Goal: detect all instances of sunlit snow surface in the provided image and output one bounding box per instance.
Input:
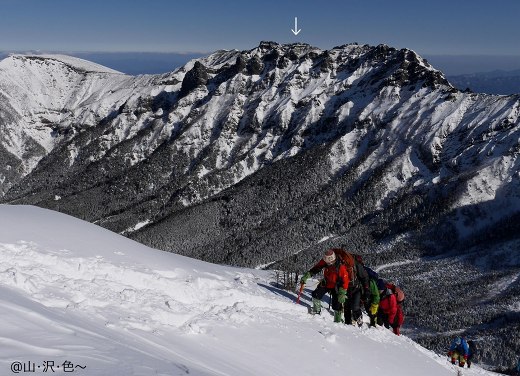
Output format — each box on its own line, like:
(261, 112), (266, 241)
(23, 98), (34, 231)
(0, 205), (497, 375)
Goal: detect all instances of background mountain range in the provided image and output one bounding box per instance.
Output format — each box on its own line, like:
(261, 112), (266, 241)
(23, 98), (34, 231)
(0, 41), (518, 369)
(3, 51), (520, 95)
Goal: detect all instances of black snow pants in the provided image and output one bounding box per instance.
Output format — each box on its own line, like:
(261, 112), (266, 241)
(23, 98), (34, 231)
(312, 284), (343, 311)
(344, 288), (362, 323)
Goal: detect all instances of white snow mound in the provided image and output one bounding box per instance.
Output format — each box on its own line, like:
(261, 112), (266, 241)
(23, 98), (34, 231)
(9, 54), (124, 74)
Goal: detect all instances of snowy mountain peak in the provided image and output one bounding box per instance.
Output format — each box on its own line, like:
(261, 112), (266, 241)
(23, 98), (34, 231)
(4, 53), (124, 74)
(242, 41), (450, 90)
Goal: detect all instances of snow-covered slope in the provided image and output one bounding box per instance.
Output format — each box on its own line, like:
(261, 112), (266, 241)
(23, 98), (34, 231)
(0, 55), (127, 169)
(0, 205), (496, 376)
(0, 53), (184, 193)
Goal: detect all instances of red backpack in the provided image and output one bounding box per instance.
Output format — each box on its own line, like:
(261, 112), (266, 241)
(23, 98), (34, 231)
(387, 282), (405, 304)
(331, 248), (358, 289)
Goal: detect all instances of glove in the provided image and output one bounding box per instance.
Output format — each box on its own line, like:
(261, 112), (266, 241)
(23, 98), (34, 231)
(338, 288), (347, 304)
(300, 272), (311, 285)
(369, 303), (378, 316)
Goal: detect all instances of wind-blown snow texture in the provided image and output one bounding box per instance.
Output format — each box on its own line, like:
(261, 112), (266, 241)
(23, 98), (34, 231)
(0, 205), (498, 376)
(0, 42), (519, 368)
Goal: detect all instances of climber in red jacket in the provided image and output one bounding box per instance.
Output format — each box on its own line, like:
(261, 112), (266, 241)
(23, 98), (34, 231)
(377, 285), (404, 335)
(300, 249), (350, 323)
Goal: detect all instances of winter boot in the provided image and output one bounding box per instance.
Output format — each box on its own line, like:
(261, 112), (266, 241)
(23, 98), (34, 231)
(333, 310), (343, 323)
(356, 316), (364, 327)
(312, 298), (322, 315)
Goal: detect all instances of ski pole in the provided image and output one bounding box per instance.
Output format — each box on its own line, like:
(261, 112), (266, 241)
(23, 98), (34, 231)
(296, 283), (304, 304)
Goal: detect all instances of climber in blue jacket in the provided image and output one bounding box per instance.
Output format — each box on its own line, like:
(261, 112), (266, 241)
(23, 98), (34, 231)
(448, 336), (469, 368)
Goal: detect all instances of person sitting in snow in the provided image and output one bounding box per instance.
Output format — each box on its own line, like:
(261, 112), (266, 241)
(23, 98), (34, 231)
(377, 283), (403, 335)
(448, 336), (470, 368)
(300, 249), (350, 323)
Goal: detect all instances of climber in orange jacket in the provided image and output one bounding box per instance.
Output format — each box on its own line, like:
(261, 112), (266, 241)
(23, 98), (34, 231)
(300, 249), (350, 322)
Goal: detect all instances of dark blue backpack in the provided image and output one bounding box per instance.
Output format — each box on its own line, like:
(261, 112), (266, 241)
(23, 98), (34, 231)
(364, 266), (379, 281)
(376, 278), (386, 291)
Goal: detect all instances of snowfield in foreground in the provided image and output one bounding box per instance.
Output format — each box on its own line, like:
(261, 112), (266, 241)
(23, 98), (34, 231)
(0, 205), (496, 376)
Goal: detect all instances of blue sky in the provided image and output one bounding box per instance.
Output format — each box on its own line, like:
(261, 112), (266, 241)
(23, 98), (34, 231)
(1, 0), (520, 75)
(1, 0), (519, 56)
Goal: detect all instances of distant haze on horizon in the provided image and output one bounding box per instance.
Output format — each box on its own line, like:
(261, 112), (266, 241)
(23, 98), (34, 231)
(424, 54), (520, 76)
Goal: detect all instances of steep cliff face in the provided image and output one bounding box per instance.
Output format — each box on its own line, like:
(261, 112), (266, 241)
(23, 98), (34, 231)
(0, 43), (519, 367)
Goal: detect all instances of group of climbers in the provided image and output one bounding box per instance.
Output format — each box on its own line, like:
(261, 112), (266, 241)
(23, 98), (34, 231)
(298, 248), (520, 371)
(299, 248), (405, 335)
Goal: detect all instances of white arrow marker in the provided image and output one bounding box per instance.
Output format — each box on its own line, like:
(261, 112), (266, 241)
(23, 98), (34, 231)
(291, 17), (301, 35)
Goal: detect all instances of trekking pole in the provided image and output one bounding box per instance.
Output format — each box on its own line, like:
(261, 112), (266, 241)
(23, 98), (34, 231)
(296, 283), (304, 305)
